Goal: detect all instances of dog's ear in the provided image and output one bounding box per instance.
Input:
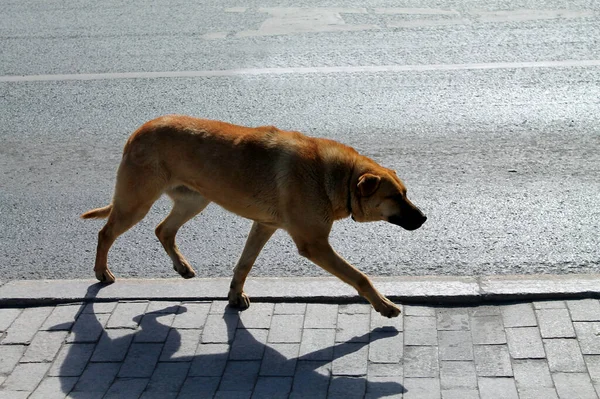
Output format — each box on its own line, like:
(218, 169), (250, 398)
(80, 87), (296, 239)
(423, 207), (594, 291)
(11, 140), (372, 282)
(357, 173), (381, 197)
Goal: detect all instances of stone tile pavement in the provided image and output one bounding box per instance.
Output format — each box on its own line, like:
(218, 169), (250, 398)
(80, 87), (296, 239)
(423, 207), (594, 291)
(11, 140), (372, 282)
(2, 295), (600, 398)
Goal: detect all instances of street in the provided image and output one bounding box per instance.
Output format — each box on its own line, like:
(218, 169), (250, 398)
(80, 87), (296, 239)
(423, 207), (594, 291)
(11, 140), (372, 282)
(1, 1), (599, 281)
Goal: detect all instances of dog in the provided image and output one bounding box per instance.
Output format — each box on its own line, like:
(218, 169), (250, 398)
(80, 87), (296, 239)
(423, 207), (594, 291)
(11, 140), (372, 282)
(81, 115), (427, 317)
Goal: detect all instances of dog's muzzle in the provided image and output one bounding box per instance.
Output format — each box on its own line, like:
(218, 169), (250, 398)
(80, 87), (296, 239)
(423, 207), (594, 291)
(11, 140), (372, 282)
(388, 213), (427, 231)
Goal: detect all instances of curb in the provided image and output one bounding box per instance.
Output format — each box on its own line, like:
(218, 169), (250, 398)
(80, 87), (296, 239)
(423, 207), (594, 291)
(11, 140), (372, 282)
(0, 274), (599, 307)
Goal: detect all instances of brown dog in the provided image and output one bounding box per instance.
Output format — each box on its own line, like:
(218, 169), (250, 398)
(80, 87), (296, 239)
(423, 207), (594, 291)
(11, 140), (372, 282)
(82, 115), (426, 317)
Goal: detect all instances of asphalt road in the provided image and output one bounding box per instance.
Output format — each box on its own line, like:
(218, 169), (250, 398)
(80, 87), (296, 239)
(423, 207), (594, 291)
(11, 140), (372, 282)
(1, 1), (599, 281)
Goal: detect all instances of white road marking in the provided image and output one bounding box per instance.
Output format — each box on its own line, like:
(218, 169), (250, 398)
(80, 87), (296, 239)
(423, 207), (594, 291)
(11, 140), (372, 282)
(2, 60), (600, 83)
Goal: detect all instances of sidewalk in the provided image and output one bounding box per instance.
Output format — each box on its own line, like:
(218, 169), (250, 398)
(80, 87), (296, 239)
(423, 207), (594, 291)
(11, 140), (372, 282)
(0, 276), (599, 398)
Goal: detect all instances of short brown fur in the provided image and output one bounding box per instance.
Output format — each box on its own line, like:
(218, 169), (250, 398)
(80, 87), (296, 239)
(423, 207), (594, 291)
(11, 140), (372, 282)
(82, 115), (426, 317)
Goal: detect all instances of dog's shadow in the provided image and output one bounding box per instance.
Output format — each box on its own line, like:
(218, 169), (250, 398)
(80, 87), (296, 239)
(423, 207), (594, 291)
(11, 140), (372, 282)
(55, 284), (406, 398)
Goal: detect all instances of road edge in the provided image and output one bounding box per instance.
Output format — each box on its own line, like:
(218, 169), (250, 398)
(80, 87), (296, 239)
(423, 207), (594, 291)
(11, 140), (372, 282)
(0, 274), (599, 307)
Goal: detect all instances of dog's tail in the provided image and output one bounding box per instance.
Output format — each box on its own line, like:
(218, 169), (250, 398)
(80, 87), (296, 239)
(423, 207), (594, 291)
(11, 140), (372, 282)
(80, 205), (112, 219)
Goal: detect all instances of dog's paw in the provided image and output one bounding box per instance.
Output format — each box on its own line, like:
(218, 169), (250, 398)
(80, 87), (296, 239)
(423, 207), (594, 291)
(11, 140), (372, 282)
(376, 299), (401, 318)
(173, 262), (196, 279)
(95, 269), (116, 284)
(228, 291), (251, 310)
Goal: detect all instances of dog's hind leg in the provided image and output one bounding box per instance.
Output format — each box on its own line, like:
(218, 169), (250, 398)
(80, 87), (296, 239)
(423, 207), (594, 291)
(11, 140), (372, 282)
(155, 186), (210, 279)
(94, 165), (165, 283)
(228, 221), (277, 309)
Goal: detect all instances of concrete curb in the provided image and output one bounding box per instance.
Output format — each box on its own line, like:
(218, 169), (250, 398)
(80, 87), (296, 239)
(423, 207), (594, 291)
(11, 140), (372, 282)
(0, 274), (599, 307)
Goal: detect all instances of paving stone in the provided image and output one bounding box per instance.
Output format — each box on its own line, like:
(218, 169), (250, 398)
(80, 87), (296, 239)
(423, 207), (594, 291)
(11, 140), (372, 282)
(139, 392), (178, 399)
(506, 327), (545, 359)
(339, 304), (370, 314)
(471, 315), (506, 344)
(501, 303), (537, 327)
(83, 302), (117, 313)
(365, 375), (404, 398)
(189, 343), (229, 377)
(67, 392), (105, 399)
(239, 302), (274, 329)
(478, 377), (519, 399)
(172, 302), (211, 329)
(146, 301), (181, 313)
(103, 377), (149, 399)
(1, 307), (52, 344)
(544, 338), (587, 372)
(585, 355), (600, 383)
(118, 343), (163, 377)
(471, 306), (500, 316)
(537, 308), (576, 338)
(533, 301), (566, 309)
(21, 330), (68, 363)
(1, 362), (50, 391)
(0, 392), (28, 399)
(260, 343), (299, 377)
(161, 328), (201, 361)
(0, 308), (21, 332)
(404, 305), (435, 316)
(437, 308), (470, 331)
(91, 329), (134, 362)
(202, 313), (239, 343)
(219, 360), (261, 391)
(518, 388), (559, 399)
(332, 342), (368, 376)
(553, 373), (598, 399)
(304, 304), (338, 329)
(268, 314), (303, 343)
(299, 329), (335, 360)
(179, 376), (220, 397)
(253, 376), (293, 398)
(439, 330), (473, 361)
(274, 303), (306, 314)
(403, 377), (441, 399)
(146, 362), (190, 392)
(106, 301), (148, 329)
(328, 376), (366, 399)
(574, 322), (600, 354)
(404, 345), (439, 378)
(567, 299), (600, 321)
(40, 304), (83, 331)
(370, 307), (403, 331)
(134, 313), (175, 342)
(404, 316), (437, 346)
(73, 362), (120, 392)
(367, 362), (403, 378)
(336, 312), (370, 342)
(512, 359), (554, 390)
(215, 392), (252, 399)
(230, 329), (268, 360)
(292, 360), (331, 395)
(474, 345), (513, 377)
(440, 361), (477, 389)
(29, 376), (77, 399)
(66, 313), (110, 343)
(369, 330), (403, 363)
(209, 300), (239, 314)
(0, 345), (25, 374)
(441, 389), (480, 399)
(48, 343), (95, 376)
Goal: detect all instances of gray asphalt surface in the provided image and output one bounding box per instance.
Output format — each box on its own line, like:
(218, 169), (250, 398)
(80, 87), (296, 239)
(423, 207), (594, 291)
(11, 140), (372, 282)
(1, 1), (599, 281)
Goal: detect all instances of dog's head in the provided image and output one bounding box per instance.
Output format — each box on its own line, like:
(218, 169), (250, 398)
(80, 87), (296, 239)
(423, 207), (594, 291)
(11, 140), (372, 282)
(351, 169), (426, 231)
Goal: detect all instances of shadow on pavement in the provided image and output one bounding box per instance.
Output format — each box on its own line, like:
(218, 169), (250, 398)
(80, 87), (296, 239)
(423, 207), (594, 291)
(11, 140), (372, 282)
(53, 283), (406, 398)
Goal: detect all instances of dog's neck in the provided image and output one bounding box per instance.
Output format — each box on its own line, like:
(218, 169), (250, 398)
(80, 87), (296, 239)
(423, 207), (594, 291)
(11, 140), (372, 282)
(347, 168), (354, 219)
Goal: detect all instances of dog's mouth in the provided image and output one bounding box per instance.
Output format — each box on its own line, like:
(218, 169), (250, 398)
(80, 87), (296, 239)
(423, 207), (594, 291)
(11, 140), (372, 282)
(388, 214), (427, 231)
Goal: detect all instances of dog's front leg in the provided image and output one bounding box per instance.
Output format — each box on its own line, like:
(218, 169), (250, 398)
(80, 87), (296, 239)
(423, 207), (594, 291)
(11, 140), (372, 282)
(228, 222), (277, 309)
(294, 239), (401, 318)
